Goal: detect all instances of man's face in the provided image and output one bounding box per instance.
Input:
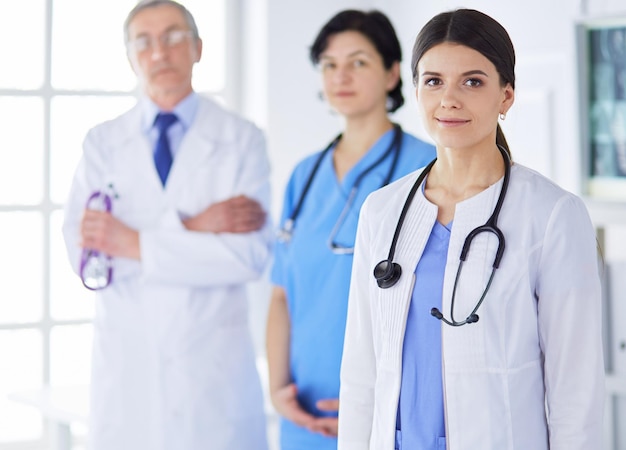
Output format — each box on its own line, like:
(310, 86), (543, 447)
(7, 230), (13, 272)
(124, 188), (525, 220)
(126, 4), (202, 102)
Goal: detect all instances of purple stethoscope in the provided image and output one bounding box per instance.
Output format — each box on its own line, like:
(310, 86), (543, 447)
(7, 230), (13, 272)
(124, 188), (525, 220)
(79, 185), (117, 290)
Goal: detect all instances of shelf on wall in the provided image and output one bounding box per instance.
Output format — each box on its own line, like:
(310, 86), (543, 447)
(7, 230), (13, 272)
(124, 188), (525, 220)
(584, 197), (626, 227)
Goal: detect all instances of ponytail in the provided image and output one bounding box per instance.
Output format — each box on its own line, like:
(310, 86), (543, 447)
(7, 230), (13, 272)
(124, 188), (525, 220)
(496, 123), (512, 161)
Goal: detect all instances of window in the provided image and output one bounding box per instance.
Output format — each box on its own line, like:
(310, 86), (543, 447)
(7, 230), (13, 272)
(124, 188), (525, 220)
(0, 0), (230, 447)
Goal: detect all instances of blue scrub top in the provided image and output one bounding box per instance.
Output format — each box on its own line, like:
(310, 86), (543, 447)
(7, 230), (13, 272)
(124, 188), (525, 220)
(396, 220), (449, 450)
(271, 129), (435, 450)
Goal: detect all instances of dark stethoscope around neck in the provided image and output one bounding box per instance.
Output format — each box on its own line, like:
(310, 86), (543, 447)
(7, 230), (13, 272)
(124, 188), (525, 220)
(373, 145), (511, 327)
(277, 123), (404, 254)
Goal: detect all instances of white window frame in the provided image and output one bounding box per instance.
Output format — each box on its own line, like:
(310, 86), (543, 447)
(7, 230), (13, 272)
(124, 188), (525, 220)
(0, 0), (240, 448)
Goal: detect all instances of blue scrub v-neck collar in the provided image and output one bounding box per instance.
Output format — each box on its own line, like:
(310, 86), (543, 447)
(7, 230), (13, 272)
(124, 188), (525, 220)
(330, 127), (397, 190)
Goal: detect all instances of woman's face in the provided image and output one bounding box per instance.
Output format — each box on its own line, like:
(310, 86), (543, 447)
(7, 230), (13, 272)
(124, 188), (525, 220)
(415, 42), (514, 151)
(318, 31), (399, 120)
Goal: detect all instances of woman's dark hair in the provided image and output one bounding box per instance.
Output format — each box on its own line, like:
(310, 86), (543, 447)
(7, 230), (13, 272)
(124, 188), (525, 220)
(411, 9), (515, 155)
(310, 10), (404, 113)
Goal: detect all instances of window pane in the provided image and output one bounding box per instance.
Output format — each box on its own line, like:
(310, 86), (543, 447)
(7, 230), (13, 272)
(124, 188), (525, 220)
(50, 0), (226, 93)
(0, 213), (43, 324)
(50, 325), (93, 387)
(0, 97), (44, 205)
(0, 330), (43, 442)
(51, 0), (136, 91)
(185, 0), (226, 93)
(50, 95), (136, 204)
(0, 1), (45, 89)
(50, 210), (95, 320)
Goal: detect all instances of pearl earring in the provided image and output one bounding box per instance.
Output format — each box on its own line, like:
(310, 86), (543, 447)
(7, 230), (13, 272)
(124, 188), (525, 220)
(499, 112), (506, 121)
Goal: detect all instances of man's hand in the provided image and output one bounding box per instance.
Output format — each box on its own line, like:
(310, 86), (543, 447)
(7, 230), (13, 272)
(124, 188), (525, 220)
(182, 195), (266, 233)
(80, 210), (140, 260)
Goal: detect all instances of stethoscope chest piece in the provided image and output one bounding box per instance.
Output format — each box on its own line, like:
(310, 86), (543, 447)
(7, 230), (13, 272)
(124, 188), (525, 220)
(372, 158), (436, 290)
(373, 259), (402, 288)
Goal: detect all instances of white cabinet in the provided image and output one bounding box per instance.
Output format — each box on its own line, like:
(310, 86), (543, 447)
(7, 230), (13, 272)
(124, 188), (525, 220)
(586, 199), (626, 450)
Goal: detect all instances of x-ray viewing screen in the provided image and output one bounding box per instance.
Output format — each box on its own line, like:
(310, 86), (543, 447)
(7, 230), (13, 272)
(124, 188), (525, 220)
(587, 25), (626, 179)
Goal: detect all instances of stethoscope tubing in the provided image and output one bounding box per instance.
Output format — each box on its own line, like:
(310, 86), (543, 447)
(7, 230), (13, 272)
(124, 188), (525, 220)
(374, 146), (511, 326)
(80, 187), (116, 291)
(279, 123), (404, 242)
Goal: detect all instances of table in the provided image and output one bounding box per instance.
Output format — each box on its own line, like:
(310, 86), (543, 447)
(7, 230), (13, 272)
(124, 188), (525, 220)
(8, 385), (89, 450)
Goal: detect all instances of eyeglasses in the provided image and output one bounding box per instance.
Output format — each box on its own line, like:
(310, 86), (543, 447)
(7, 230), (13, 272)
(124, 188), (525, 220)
(127, 29), (194, 54)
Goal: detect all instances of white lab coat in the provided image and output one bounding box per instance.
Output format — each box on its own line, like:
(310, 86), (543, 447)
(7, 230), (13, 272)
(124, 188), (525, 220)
(338, 164), (604, 450)
(63, 96), (272, 450)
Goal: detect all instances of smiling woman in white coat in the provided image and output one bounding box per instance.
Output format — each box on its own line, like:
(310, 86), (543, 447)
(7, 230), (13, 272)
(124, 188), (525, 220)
(338, 8), (605, 450)
(62, 1), (272, 449)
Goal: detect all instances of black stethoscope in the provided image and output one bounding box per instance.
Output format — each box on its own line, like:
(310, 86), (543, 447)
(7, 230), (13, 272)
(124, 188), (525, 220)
(373, 145), (511, 326)
(277, 123), (404, 254)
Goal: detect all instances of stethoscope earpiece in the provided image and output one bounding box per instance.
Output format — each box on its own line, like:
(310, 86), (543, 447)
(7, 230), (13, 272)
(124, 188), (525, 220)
(373, 259), (402, 289)
(431, 307), (480, 326)
(430, 308), (443, 320)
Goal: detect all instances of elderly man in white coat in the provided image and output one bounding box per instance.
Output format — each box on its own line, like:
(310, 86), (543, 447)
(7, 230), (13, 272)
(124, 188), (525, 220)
(62, 1), (272, 449)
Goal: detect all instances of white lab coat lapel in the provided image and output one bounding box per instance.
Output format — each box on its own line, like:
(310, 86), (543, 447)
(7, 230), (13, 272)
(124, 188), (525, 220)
(97, 106), (168, 228)
(164, 100), (219, 202)
(374, 174), (438, 368)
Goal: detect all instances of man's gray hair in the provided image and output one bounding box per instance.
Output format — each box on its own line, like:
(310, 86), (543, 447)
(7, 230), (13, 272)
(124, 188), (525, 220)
(123, 0), (200, 43)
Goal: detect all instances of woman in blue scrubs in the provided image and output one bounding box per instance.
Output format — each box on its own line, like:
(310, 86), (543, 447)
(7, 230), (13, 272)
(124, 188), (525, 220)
(266, 9), (436, 450)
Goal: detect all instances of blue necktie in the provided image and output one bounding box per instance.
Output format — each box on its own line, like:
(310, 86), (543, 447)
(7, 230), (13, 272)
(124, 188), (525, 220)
(153, 112), (178, 186)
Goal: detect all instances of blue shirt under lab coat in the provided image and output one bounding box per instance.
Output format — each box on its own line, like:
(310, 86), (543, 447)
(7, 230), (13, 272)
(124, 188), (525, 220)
(396, 220), (449, 450)
(140, 92), (199, 156)
(271, 128), (435, 450)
